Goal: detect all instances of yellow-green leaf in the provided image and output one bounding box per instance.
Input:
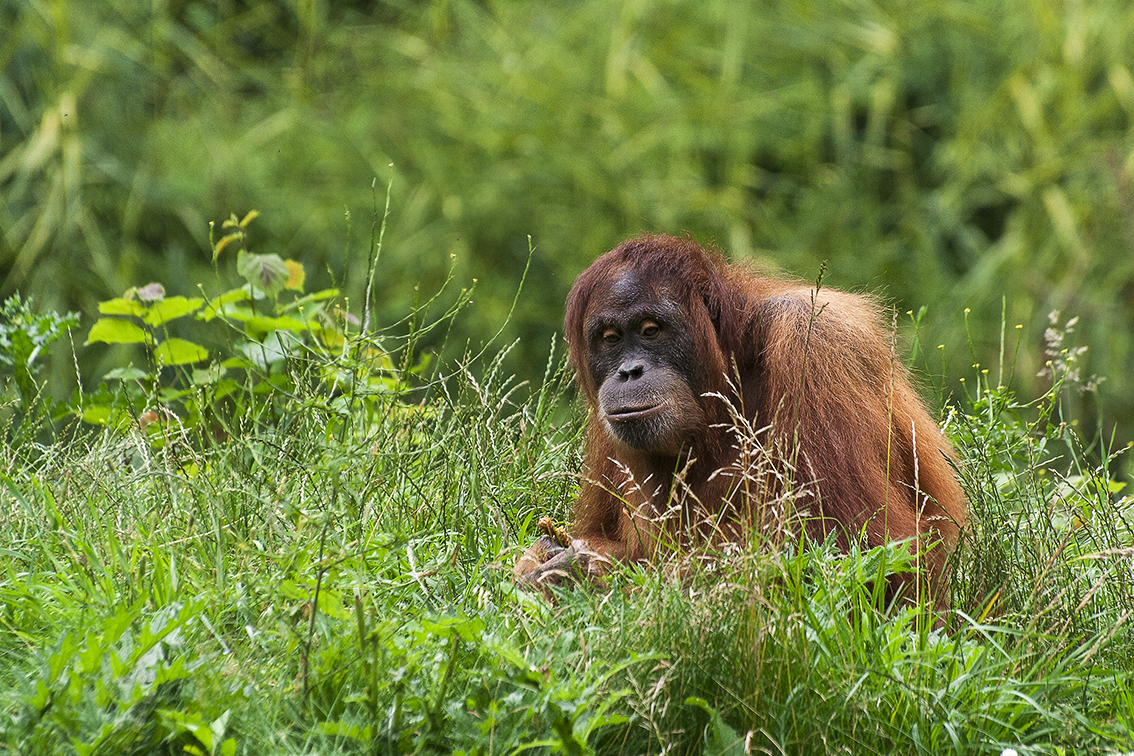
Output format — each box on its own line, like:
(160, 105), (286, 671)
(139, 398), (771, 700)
(244, 315), (310, 334)
(104, 366), (148, 381)
(153, 338), (208, 366)
(98, 298), (145, 317)
(81, 406), (132, 429)
(191, 365), (227, 385)
(86, 318), (148, 345)
(81, 405), (111, 424)
(199, 288), (251, 321)
(142, 296), (204, 326)
(284, 259), (305, 292)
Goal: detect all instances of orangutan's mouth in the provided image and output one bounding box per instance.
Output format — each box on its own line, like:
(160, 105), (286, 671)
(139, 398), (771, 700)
(606, 403), (666, 422)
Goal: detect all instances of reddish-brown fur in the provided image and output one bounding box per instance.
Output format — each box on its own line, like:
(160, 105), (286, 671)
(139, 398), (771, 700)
(516, 234), (966, 604)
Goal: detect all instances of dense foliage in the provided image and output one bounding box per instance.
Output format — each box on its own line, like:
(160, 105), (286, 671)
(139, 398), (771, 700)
(5, 2), (1134, 752)
(1, 209), (1133, 753)
(3, 0), (1134, 467)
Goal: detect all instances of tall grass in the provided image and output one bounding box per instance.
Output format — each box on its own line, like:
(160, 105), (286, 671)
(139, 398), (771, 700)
(2, 229), (1134, 754)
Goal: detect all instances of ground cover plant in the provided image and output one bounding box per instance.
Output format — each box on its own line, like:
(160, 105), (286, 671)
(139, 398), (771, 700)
(3, 209), (1134, 755)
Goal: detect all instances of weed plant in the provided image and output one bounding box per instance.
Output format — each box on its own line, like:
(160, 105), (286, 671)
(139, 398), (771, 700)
(2, 222), (1134, 754)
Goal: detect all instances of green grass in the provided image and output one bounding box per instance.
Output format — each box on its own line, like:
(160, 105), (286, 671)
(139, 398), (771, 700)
(2, 276), (1134, 755)
(6, 1), (1134, 746)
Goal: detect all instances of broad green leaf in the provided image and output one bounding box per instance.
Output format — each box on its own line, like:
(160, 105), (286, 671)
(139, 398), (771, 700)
(157, 386), (193, 402)
(104, 366), (149, 381)
(205, 304), (255, 323)
(204, 305), (313, 335)
(81, 406), (132, 429)
(421, 614), (486, 642)
(244, 315), (312, 335)
(238, 333), (287, 369)
(314, 588), (351, 620)
(86, 318), (148, 345)
(211, 379), (240, 400)
(319, 329), (345, 349)
(153, 338), (208, 366)
(81, 405), (110, 425)
(686, 697), (745, 756)
(315, 722), (371, 741)
(214, 287), (251, 307)
(199, 290), (252, 322)
(156, 709), (213, 751)
(290, 288), (341, 307)
(237, 249), (289, 296)
(78, 630), (102, 674)
(191, 365), (227, 385)
(143, 296), (204, 326)
(98, 298), (145, 317)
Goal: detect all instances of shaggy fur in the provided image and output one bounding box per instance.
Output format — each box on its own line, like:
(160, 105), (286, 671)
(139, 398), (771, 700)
(516, 234), (966, 604)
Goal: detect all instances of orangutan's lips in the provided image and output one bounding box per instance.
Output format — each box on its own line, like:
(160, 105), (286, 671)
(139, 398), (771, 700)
(606, 403), (666, 422)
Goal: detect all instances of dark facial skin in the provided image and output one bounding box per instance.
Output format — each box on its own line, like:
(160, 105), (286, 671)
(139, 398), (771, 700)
(585, 272), (708, 456)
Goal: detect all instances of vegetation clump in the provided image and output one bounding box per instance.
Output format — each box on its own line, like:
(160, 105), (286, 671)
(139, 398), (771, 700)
(1, 207), (1133, 755)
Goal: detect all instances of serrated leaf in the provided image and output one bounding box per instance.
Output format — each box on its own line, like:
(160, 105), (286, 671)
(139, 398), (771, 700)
(237, 250), (289, 296)
(142, 296), (204, 326)
(285, 259), (305, 292)
(153, 338), (208, 366)
(86, 318), (148, 345)
(98, 298), (145, 317)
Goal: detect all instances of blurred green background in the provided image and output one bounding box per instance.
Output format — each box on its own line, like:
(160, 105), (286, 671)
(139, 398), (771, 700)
(3, 0), (1133, 468)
